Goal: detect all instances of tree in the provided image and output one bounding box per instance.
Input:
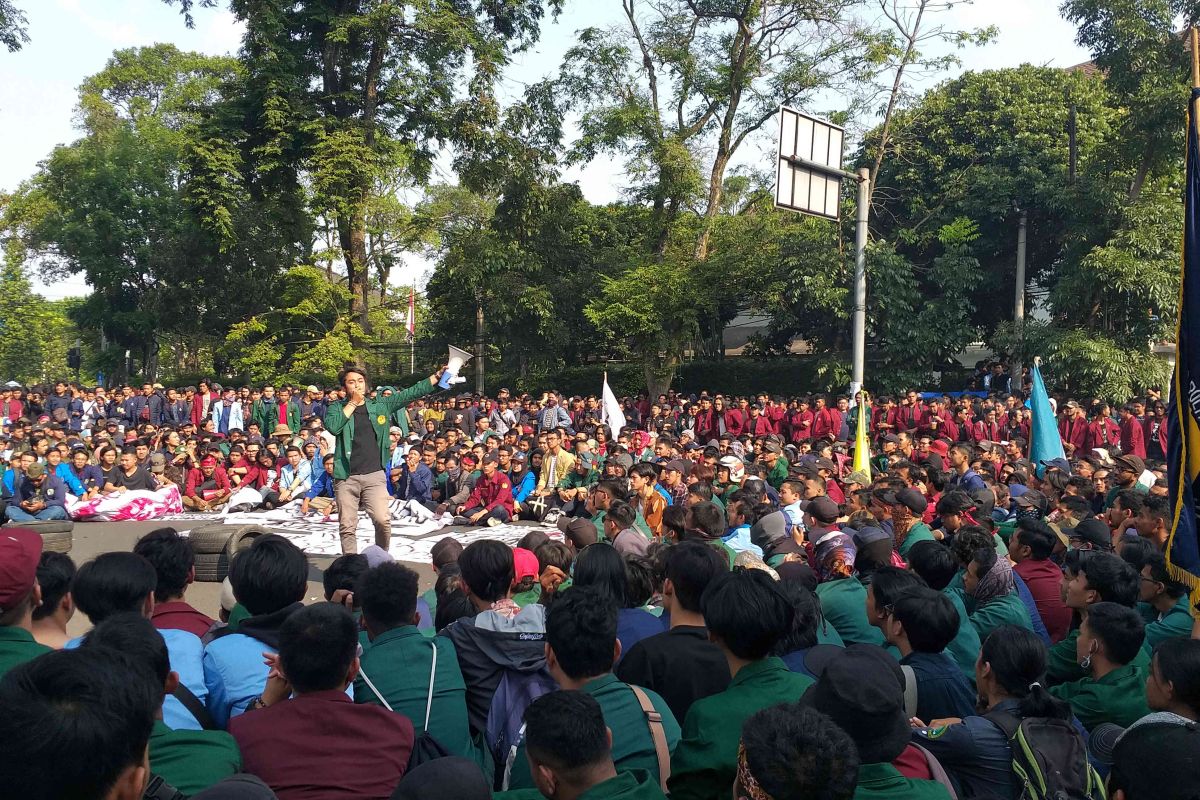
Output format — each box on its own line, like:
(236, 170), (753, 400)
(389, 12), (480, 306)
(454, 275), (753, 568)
(163, 0), (563, 337)
(0, 1), (28, 52)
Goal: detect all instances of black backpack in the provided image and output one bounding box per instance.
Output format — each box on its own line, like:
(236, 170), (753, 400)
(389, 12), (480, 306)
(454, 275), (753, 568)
(984, 709), (1105, 800)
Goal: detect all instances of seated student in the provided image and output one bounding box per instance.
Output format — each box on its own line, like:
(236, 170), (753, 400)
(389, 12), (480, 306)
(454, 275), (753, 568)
(0, 647), (162, 800)
(229, 603), (415, 800)
(1048, 551), (1145, 684)
(441, 540), (550, 744)
(134, 528), (215, 639)
(616, 542), (732, 724)
(299, 453), (337, 517)
(354, 561), (474, 760)
(668, 569), (814, 800)
(737, 703), (861, 800)
(606, 500), (650, 557)
(507, 586), (680, 791)
(1008, 518), (1072, 643)
(1108, 720), (1200, 800)
(914, 625), (1075, 800)
(906, 541), (982, 681)
(1133, 551), (1194, 652)
(809, 503), (885, 647)
(572, 543), (662, 657)
(453, 451), (515, 527)
(0, 527), (52, 678)
(71, 551), (208, 732)
(521, 690), (668, 800)
(963, 545), (1033, 640)
(877, 581), (977, 722)
(774, 579), (844, 677)
(31, 550), (75, 650)
(802, 646), (952, 800)
(82, 614), (241, 796)
(1050, 601), (1151, 730)
(203, 535), (308, 728)
(1144, 638), (1200, 725)
(424, 536), (465, 616)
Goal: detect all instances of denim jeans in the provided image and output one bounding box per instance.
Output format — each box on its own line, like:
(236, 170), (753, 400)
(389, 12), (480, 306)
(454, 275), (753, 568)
(6, 504), (69, 522)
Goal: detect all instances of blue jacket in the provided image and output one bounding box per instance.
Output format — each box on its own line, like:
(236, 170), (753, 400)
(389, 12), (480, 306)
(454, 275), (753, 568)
(10, 473), (68, 511)
(203, 603), (302, 729)
(393, 462), (433, 503)
(305, 469), (335, 500)
(53, 463), (85, 497)
(511, 469), (537, 504)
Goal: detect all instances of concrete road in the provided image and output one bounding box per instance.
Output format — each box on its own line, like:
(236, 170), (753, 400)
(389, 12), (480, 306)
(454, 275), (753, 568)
(61, 521), (438, 638)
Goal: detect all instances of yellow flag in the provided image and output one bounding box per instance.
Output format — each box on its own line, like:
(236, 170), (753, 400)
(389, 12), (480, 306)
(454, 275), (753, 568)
(852, 392), (872, 479)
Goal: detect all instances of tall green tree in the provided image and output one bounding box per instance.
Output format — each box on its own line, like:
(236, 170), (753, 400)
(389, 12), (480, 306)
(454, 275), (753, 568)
(0, 0), (28, 51)
(164, 0), (562, 337)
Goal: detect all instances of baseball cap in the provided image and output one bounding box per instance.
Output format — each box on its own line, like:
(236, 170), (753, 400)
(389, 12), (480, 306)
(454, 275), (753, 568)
(665, 458), (691, 476)
(482, 451), (499, 466)
(1064, 518), (1113, 550)
(806, 496), (840, 525)
(149, 452), (167, 473)
(763, 440), (783, 455)
(881, 434), (900, 444)
(894, 487), (927, 515)
(24, 462), (45, 479)
(513, 548), (539, 582)
(1014, 489), (1048, 514)
(1040, 457), (1071, 474)
(0, 527), (42, 612)
(608, 453), (634, 472)
(812, 457), (836, 473)
(851, 526), (890, 547)
(1114, 454), (1145, 474)
(844, 470), (870, 487)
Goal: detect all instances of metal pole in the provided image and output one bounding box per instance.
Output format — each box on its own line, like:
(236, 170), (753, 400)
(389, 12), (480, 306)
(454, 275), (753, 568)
(851, 167), (869, 396)
(475, 303), (485, 395)
(1012, 210), (1027, 384)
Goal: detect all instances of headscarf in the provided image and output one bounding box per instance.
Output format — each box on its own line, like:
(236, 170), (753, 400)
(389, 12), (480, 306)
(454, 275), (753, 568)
(891, 505), (915, 552)
(972, 555), (1016, 607)
(808, 530), (857, 582)
(736, 743), (774, 800)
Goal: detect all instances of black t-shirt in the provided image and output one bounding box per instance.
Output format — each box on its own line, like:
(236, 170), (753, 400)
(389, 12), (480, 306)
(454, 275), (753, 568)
(116, 467), (158, 492)
(614, 625), (732, 723)
(348, 403), (382, 476)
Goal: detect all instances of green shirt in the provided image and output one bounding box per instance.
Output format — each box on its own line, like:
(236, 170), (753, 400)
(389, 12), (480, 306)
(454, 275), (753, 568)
(853, 762), (953, 800)
(1048, 628), (1152, 685)
(508, 674), (680, 790)
(353, 626), (475, 761)
(1048, 663), (1152, 730)
(325, 378), (437, 480)
(897, 523), (937, 558)
(942, 588), (982, 682)
(767, 458), (788, 490)
(0, 626), (50, 680)
(148, 720), (241, 795)
(968, 591), (1033, 641)
(1139, 597), (1194, 653)
(668, 658), (814, 800)
(816, 578), (886, 646)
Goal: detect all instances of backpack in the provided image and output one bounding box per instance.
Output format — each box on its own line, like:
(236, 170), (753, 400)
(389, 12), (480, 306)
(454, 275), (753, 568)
(983, 709), (1105, 800)
(488, 666), (557, 790)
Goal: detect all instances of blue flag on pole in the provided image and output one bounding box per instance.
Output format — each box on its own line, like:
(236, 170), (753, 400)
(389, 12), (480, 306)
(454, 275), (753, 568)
(1027, 360), (1065, 477)
(1166, 86), (1200, 592)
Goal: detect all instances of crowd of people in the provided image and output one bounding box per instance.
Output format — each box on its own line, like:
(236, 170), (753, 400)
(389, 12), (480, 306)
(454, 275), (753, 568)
(1, 362), (1199, 799)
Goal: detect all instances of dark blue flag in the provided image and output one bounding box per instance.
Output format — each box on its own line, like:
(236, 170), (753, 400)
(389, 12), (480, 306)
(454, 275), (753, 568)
(1167, 87), (1200, 591)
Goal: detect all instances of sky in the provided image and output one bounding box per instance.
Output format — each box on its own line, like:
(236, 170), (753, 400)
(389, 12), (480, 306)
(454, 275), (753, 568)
(0, 0), (1092, 299)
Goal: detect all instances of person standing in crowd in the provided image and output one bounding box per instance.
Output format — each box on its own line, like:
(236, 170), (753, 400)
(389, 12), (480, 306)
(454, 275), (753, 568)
(324, 365), (445, 554)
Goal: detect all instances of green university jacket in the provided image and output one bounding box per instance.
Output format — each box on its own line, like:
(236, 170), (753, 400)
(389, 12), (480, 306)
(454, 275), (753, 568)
(668, 657), (813, 800)
(1048, 663), (1152, 730)
(324, 378), (437, 480)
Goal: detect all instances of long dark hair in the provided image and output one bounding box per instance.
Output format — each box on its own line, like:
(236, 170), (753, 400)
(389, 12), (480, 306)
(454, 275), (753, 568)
(980, 625), (1071, 720)
(572, 544), (630, 608)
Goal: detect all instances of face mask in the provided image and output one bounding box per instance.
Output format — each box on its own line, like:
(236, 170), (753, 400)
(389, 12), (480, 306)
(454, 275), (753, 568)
(1015, 507), (1042, 522)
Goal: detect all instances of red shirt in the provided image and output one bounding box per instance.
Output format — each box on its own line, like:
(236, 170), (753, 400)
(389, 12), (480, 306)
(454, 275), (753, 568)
(1013, 558), (1072, 644)
(151, 600), (214, 639)
(229, 690), (414, 800)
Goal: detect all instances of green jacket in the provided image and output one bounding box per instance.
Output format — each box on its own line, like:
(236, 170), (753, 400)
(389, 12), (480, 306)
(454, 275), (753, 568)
(816, 578), (886, 647)
(1048, 663), (1152, 730)
(668, 657), (813, 800)
(325, 378), (437, 480)
(0, 626), (50, 680)
(149, 720), (241, 795)
(580, 770), (667, 800)
(353, 626), (474, 761)
(767, 458), (789, 490)
(942, 588), (982, 682)
(251, 398), (300, 436)
(897, 523), (937, 558)
(1048, 628), (1152, 685)
(853, 762), (953, 800)
(507, 674), (680, 790)
(968, 591), (1033, 641)
(1139, 597), (1194, 653)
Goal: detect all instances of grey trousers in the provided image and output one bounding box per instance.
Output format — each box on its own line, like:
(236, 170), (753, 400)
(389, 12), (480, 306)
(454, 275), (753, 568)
(334, 470), (391, 553)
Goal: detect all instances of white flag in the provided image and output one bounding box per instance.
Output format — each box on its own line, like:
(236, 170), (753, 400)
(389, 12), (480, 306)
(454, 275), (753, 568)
(601, 374), (626, 439)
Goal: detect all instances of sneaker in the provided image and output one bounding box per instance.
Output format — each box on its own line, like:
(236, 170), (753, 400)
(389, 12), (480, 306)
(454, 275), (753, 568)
(452, 515), (470, 526)
(543, 508), (562, 525)
(486, 516), (502, 527)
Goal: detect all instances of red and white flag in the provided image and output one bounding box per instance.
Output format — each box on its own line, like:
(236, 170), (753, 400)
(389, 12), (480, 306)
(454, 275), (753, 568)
(406, 287), (416, 341)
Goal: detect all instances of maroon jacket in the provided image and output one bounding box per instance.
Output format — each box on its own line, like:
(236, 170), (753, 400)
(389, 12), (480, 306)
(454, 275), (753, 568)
(1013, 558), (1072, 644)
(724, 408), (745, 436)
(229, 690), (414, 800)
(151, 600), (214, 639)
(1085, 418), (1121, 452)
(1120, 417), (1147, 459)
(1058, 416), (1088, 455)
(190, 391), (219, 426)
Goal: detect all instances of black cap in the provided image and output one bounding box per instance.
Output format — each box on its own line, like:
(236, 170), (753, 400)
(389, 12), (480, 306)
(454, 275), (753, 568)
(1064, 518), (1113, 550)
(895, 487), (927, 515)
(806, 496), (840, 525)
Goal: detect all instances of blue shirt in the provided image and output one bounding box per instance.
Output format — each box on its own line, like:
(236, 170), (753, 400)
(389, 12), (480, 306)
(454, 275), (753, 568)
(1012, 572), (1051, 646)
(912, 699), (1018, 800)
(53, 463), (85, 496)
(305, 469), (335, 499)
(722, 524), (763, 557)
(901, 650), (977, 723)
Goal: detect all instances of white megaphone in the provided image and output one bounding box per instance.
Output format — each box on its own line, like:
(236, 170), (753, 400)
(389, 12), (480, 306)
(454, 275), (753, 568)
(439, 344), (473, 389)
